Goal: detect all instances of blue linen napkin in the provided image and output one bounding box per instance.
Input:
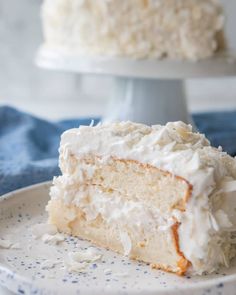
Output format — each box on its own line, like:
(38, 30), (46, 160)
(0, 105), (236, 196)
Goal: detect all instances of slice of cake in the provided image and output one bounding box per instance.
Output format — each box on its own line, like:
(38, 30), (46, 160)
(47, 121), (236, 275)
(41, 0), (225, 60)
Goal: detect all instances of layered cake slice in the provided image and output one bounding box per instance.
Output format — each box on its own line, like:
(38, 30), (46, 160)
(47, 121), (236, 275)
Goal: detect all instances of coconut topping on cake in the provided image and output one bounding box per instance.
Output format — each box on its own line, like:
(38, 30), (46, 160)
(41, 0), (225, 60)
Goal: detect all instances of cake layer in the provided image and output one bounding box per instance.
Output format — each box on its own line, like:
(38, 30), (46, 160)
(59, 155), (191, 213)
(47, 195), (189, 275)
(50, 177), (178, 233)
(41, 0), (225, 60)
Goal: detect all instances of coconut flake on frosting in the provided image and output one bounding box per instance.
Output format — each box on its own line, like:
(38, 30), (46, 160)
(41, 0), (224, 60)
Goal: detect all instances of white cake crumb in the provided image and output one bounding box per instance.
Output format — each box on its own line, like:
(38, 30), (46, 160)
(41, 233), (65, 245)
(0, 239), (13, 249)
(41, 260), (62, 270)
(65, 256), (88, 273)
(65, 248), (103, 273)
(31, 223), (58, 239)
(0, 239), (21, 250)
(11, 242), (21, 249)
(30, 223), (65, 245)
(69, 248), (102, 263)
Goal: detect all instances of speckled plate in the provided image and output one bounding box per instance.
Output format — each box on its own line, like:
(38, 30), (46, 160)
(0, 182), (236, 295)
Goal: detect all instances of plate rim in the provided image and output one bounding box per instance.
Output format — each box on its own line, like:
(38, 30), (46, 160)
(0, 181), (52, 202)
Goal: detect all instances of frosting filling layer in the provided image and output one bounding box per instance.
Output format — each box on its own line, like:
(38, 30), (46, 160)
(50, 178), (176, 254)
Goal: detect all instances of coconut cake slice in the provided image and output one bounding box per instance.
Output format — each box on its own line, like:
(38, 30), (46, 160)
(47, 121), (236, 275)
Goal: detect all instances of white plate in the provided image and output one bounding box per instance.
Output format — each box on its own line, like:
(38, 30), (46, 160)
(1, 182), (236, 295)
(36, 47), (236, 79)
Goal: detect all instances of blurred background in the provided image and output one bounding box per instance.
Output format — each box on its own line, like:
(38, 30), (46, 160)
(0, 0), (236, 120)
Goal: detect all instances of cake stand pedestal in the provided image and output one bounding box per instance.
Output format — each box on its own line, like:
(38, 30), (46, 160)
(104, 79), (188, 125)
(36, 48), (236, 125)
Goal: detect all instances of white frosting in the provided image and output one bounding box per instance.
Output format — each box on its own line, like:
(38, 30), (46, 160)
(54, 121), (236, 274)
(51, 178), (175, 255)
(41, 0), (224, 60)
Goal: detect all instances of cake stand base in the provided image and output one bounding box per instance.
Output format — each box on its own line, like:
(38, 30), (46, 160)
(103, 78), (190, 126)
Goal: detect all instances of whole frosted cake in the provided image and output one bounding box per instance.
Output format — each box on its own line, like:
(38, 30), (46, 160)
(41, 0), (225, 60)
(47, 121), (236, 275)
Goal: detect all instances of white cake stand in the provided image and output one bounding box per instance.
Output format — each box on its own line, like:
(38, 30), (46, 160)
(36, 47), (236, 125)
